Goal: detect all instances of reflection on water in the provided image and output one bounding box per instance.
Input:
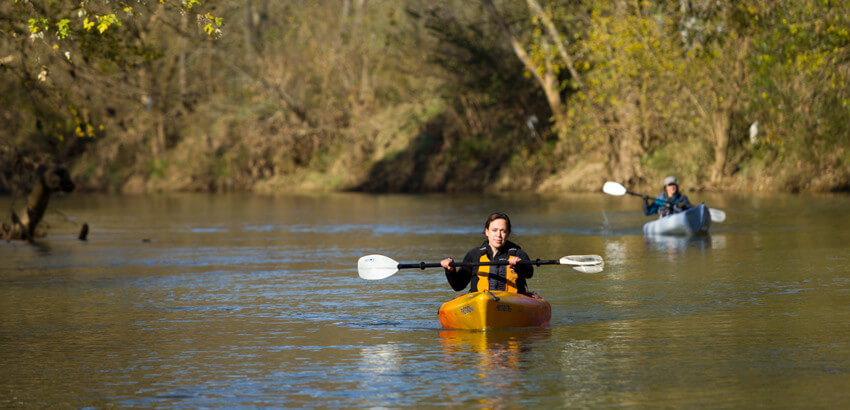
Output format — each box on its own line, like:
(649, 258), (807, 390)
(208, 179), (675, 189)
(439, 328), (551, 407)
(710, 234), (727, 249)
(644, 234), (714, 252)
(2, 192), (850, 407)
(439, 328), (551, 357)
(359, 343), (404, 402)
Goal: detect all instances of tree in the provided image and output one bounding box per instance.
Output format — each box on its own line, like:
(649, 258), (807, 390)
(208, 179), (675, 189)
(0, 0), (222, 163)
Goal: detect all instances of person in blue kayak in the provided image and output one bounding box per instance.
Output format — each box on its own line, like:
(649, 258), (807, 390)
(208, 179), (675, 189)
(440, 212), (534, 294)
(644, 176), (692, 217)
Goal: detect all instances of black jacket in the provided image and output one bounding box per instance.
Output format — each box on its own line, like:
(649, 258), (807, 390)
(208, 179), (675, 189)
(444, 240), (534, 293)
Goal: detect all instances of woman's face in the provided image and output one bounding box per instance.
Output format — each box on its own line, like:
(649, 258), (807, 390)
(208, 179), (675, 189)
(485, 218), (510, 250)
(665, 184), (678, 196)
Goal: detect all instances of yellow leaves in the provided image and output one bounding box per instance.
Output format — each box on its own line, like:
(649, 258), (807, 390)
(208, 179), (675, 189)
(828, 25), (850, 40)
(22, 1), (217, 41)
(70, 105), (98, 139)
(28, 18), (48, 34)
(56, 19), (70, 39)
(82, 14), (123, 34)
(74, 124), (96, 138)
(201, 13), (224, 38)
(96, 14), (122, 34)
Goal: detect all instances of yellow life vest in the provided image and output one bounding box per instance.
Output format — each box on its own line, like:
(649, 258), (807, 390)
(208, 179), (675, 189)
(476, 253), (519, 293)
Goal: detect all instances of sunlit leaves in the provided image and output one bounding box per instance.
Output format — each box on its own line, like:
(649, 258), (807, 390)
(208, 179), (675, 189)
(15, 0), (222, 39)
(201, 12), (223, 38)
(63, 107), (100, 141)
(55, 19), (71, 39)
(85, 14), (122, 34)
(28, 17), (48, 34)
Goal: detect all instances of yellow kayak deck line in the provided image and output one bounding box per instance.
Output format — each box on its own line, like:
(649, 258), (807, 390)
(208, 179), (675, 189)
(438, 290), (551, 330)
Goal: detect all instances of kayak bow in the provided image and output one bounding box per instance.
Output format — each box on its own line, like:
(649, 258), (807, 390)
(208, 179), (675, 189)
(438, 291), (551, 330)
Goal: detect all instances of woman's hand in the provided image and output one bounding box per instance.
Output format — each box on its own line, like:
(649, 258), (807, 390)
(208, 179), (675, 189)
(441, 258), (455, 271)
(508, 256), (520, 266)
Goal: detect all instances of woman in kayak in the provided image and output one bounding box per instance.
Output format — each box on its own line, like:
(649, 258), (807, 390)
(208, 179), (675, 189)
(440, 212), (534, 294)
(644, 176), (692, 217)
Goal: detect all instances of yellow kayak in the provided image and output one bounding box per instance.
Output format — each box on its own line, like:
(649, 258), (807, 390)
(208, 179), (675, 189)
(438, 291), (551, 330)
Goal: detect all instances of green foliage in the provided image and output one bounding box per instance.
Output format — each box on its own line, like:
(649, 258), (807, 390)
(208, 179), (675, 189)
(643, 138), (712, 183)
(740, 0), (850, 188)
(1, 0), (848, 193)
(55, 18), (71, 39)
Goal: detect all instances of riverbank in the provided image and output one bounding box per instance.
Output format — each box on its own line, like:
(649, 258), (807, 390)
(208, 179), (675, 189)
(84, 156), (850, 195)
(3, 139), (848, 197)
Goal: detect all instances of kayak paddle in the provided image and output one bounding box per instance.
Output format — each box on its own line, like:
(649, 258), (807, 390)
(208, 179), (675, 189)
(706, 207), (725, 223)
(358, 254), (605, 280)
(602, 181), (650, 200)
(603, 181), (726, 223)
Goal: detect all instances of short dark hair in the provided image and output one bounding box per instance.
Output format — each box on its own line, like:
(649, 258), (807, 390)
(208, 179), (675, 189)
(484, 212), (511, 234)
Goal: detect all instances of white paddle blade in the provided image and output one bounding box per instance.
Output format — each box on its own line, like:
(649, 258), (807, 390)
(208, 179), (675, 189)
(559, 255), (604, 266)
(560, 255), (604, 273)
(709, 208), (726, 223)
(358, 254), (400, 280)
(603, 181), (627, 196)
(572, 264), (604, 273)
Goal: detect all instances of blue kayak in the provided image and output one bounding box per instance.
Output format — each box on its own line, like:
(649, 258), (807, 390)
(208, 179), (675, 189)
(643, 203), (711, 236)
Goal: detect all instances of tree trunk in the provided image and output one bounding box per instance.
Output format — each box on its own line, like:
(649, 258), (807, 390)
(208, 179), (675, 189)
(178, 12), (187, 109)
(342, 0), (351, 20)
(2, 166), (75, 241)
(245, 0), (256, 56)
(710, 110), (731, 183)
(152, 116), (166, 158)
(481, 0), (563, 122)
(523, 0), (583, 88)
(607, 1), (643, 185)
(612, 88), (643, 184)
(710, 38), (749, 184)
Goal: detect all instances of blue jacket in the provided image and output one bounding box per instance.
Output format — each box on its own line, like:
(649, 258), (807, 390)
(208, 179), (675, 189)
(643, 192), (692, 217)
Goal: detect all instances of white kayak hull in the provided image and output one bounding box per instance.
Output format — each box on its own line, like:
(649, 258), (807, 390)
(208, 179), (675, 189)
(643, 203), (711, 236)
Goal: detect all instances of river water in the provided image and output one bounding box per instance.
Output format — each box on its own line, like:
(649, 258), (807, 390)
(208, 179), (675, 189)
(1, 192), (849, 407)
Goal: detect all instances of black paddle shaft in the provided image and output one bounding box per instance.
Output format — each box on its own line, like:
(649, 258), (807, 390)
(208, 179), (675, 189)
(625, 190), (652, 201)
(397, 259), (559, 270)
